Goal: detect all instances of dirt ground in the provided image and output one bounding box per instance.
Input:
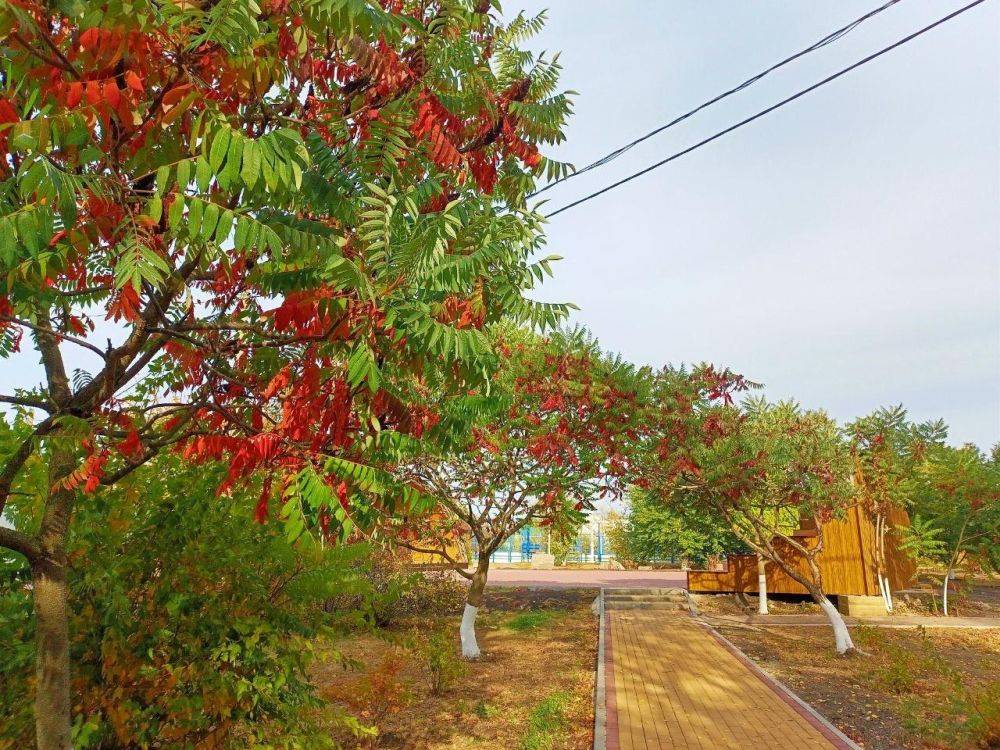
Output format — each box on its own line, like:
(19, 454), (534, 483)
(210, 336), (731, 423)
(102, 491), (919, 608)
(311, 588), (598, 750)
(693, 583), (1000, 620)
(692, 592), (821, 617)
(716, 623), (1000, 750)
(893, 583), (1000, 618)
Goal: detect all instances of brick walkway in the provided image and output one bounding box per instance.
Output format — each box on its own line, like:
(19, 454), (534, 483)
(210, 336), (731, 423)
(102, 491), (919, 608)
(606, 610), (851, 750)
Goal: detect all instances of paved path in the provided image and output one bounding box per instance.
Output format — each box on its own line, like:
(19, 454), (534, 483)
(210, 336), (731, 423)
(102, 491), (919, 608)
(485, 569), (687, 589)
(605, 610), (854, 750)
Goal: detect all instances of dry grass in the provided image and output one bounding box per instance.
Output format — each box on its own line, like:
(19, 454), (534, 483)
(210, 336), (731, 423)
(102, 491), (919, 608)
(717, 623), (1000, 749)
(311, 588), (598, 750)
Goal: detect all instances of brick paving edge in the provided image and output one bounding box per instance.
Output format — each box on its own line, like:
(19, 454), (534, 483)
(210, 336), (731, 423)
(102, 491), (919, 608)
(593, 589), (607, 750)
(603, 592), (620, 750)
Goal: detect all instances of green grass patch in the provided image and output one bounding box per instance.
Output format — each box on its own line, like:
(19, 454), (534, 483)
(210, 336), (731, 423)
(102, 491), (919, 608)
(520, 691), (570, 750)
(505, 610), (559, 631)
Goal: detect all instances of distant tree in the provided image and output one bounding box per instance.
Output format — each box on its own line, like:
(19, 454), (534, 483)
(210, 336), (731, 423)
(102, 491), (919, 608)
(617, 487), (743, 568)
(846, 406), (947, 611)
(643, 387), (861, 654)
(902, 444), (1000, 616)
(397, 327), (645, 657)
(549, 527), (578, 566)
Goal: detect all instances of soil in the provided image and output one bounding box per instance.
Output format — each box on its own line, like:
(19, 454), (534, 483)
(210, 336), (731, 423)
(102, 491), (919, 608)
(311, 588), (598, 749)
(893, 582), (1000, 618)
(692, 592), (821, 617)
(693, 583), (1000, 620)
(715, 623), (1000, 749)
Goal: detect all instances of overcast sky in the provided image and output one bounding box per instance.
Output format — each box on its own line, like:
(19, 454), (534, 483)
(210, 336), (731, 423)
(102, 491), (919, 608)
(510, 0), (999, 449)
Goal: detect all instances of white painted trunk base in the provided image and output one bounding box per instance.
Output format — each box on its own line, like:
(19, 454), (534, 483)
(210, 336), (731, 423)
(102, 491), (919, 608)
(758, 571), (768, 615)
(818, 596), (856, 654)
(460, 603), (480, 658)
(879, 575), (894, 613)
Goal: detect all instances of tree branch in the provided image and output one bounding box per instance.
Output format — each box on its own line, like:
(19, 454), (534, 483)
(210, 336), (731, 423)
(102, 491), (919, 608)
(0, 524), (40, 563)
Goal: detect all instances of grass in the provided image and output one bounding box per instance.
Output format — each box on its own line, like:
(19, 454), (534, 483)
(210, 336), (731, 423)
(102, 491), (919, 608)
(520, 691), (571, 750)
(505, 610), (559, 631)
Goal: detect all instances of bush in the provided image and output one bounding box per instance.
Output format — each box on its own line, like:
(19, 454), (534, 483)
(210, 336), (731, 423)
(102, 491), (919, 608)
(406, 628), (466, 696)
(550, 531), (575, 566)
(327, 551), (466, 628)
(323, 649), (411, 749)
(0, 456), (370, 749)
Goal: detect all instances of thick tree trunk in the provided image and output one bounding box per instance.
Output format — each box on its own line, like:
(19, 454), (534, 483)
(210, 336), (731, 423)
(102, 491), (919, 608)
(461, 554), (489, 658)
(32, 447), (77, 750)
(31, 558), (72, 750)
(29, 302), (77, 749)
(802, 584), (856, 655)
(757, 557), (768, 616)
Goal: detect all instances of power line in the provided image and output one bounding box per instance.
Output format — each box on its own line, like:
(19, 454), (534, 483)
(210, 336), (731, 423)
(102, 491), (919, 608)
(529, 0), (905, 198)
(543, 0), (988, 220)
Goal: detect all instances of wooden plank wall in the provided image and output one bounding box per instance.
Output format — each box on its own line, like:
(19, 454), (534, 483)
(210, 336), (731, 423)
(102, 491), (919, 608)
(688, 504), (916, 597)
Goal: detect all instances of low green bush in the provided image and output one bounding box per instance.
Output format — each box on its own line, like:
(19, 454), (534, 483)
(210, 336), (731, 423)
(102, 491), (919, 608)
(408, 628), (466, 695)
(0, 456), (371, 749)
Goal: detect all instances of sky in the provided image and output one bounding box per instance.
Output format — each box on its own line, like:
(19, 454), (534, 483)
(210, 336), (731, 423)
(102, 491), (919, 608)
(506, 0), (1000, 449)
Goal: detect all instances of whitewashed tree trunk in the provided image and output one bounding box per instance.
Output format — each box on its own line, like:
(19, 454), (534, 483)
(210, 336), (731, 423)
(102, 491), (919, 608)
(460, 603), (480, 658)
(816, 594), (856, 655)
(461, 553), (490, 659)
(942, 568), (952, 617)
(879, 574), (893, 613)
(756, 557), (768, 615)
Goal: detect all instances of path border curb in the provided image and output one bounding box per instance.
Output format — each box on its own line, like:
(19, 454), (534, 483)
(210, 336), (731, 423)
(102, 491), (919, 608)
(695, 618), (862, 750)
(593, 588), (606, 750)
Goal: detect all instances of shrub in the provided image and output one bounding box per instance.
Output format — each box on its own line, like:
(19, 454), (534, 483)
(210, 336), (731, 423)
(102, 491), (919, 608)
(0, 456), (368, 748)
(399, 570), (468, 619)
(550, 531), (576, 566)
(327, 552), (466, 629)
(408, 628), (466, 696)
(324, 649), (411, 749)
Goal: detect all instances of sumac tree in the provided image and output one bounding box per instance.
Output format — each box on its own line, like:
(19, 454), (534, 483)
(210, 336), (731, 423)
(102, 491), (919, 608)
(0, 3), (572, 746)
(845, 406), (947, 612)
(396, 327), (645, 657)
(641, 378), (862, 655)
(902, 443), (1000, 616)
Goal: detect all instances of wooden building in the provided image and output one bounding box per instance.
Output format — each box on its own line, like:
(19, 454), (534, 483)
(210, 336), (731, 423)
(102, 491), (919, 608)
(687, 504), (917, 608)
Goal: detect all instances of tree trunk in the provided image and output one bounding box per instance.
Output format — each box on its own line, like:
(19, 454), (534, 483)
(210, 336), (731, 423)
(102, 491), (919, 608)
(942, 567), (952, 617)
(31, 557), (72, 750)
(757, 557), (768, 616)
(802, 553), (856, 655)
(32, 447), (77, 750)
(764, 545), (857, 656)
(806, 585), (856, 655)
(461, 554), (489, 658)
(29, 303), (77, 749)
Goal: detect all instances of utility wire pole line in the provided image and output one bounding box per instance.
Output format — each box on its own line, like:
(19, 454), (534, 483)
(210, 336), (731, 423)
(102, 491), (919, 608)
(530, 0), (905, 198)
(542, 0), (990, 220)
